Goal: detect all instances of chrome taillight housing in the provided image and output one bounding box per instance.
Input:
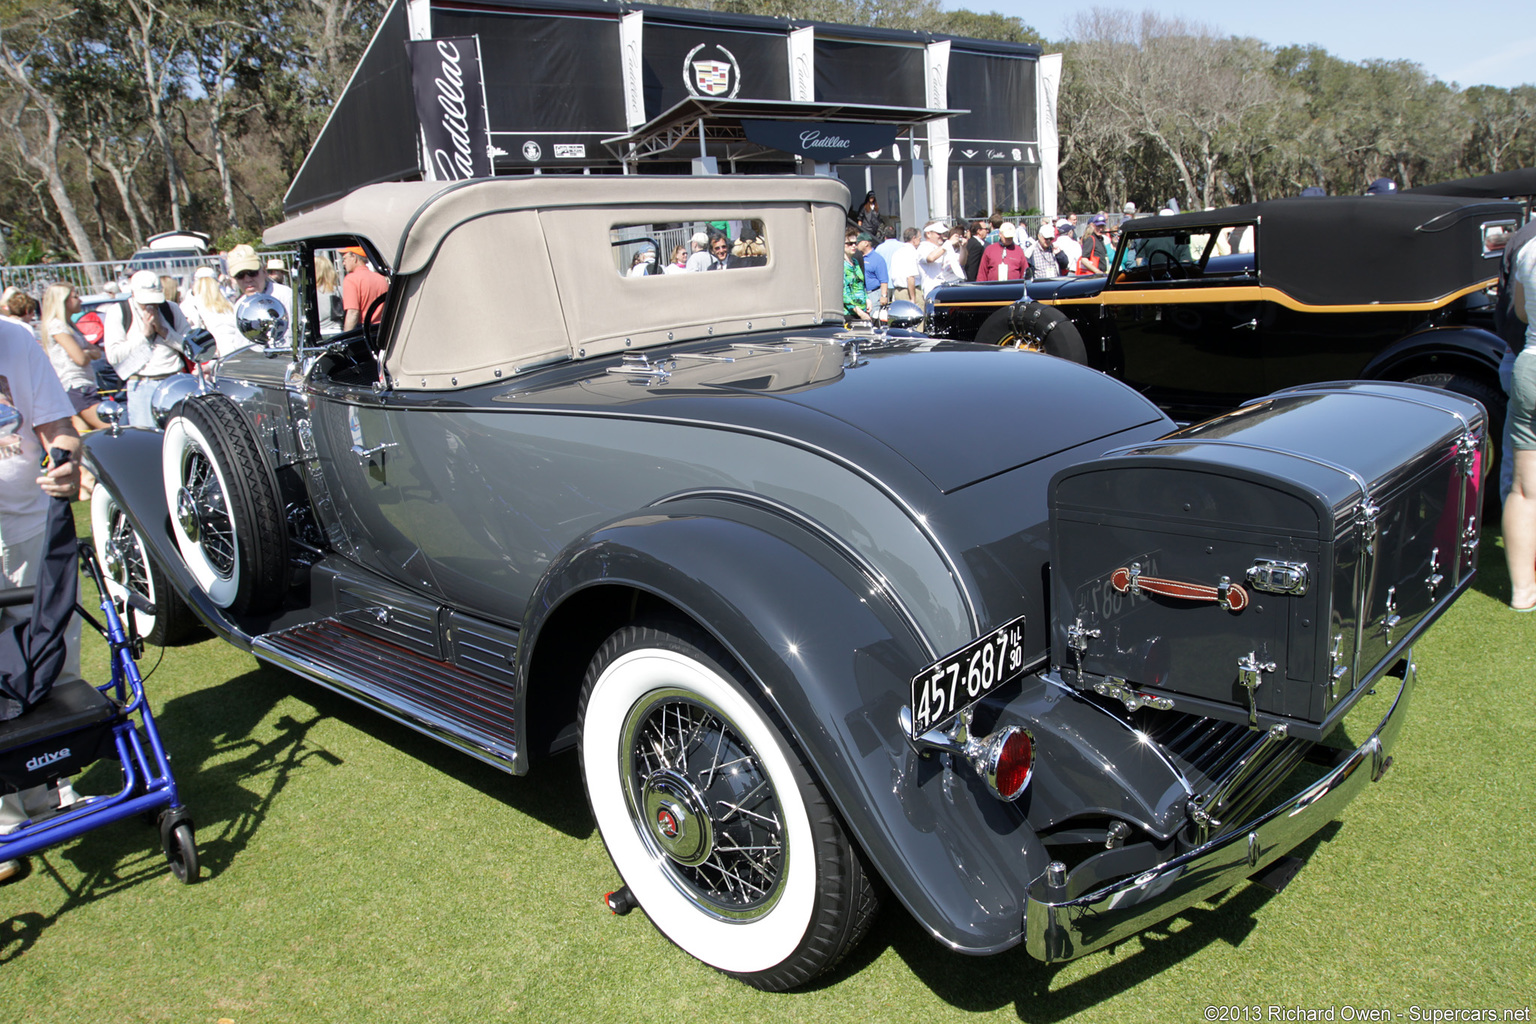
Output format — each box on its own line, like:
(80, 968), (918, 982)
(901, 707), (1036, 802)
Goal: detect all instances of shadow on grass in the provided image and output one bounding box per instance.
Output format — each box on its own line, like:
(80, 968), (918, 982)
(822, 825), (1342, 1018)
(2, 664), (339, 929)
(1472, 526), (1511, 605)
(262, 669), (595, 841)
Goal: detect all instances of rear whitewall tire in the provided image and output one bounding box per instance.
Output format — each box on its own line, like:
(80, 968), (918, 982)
(579, 621), (876, 989)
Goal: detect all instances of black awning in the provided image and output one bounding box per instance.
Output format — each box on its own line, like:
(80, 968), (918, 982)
(601, 97), (964, 163)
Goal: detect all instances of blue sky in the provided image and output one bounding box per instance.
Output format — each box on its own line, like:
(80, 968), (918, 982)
(955, 1), (1536, 90)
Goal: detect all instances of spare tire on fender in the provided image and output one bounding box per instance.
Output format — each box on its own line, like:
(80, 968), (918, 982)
(974, 301), (1088, 364)
(161, 393), (289, 614)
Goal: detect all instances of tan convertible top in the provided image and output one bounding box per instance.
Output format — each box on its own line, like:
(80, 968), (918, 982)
(265, 176), (851, 389)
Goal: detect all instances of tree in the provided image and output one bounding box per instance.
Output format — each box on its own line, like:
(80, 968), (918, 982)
(0, 2), (102, 262)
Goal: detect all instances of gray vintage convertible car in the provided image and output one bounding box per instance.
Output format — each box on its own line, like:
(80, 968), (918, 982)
(84, 176), (1484, 990)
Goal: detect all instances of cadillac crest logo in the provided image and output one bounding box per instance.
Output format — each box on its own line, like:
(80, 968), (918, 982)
(684, 43), (741, 99)
(656, 807), (680, 838)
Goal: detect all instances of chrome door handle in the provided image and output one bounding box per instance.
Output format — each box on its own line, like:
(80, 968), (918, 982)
(1234, 318), (1259, 331)
(351, 442), (397, 460)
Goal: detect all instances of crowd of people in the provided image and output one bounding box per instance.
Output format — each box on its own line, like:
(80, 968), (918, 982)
(0, 242), (393, 438)
(839, 200), (1131, 321)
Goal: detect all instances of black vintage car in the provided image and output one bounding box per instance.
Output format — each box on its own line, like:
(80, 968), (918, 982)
(927, 192), (1521, 430)
(84, 176), (1483, 990)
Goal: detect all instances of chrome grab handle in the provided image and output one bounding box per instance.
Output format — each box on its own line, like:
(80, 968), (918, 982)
(351, 442), (398, 461)
(1234, 318), (1259, 331)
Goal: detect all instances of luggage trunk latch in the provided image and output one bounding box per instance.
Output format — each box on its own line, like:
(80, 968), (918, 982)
(1065, 617), (1100, 682)
(1236, 651), (1276, 728)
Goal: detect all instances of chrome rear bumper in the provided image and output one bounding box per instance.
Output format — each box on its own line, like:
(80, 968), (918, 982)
(1024, 659), (1414, 963)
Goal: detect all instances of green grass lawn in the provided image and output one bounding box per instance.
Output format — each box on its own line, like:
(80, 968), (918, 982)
(4, 521), (1533, 1023)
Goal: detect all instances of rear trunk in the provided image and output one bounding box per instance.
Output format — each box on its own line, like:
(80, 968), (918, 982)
(1048, 382), (1483, 743)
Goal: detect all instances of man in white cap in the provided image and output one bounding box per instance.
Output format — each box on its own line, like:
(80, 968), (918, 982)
(1054, 218), (1081, 271)
(684, 231), (713, 273)
(978, 221), (1028, 282)
(265, 256), (288, 287)
(1028, 222), (1067, 280)
(103, 268), (192, 428)
(916, 220), (953, 297)
(225, 244), (292, 343)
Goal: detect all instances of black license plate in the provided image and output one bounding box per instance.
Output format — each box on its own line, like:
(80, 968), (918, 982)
(909, 616), (1027, 735)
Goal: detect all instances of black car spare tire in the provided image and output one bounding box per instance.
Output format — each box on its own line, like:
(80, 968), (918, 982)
(975, 301), (1088, 364)
(161, 394), (288, 614)
(579, 618), (879, 991)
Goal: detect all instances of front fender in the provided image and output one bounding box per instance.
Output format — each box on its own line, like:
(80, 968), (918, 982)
(517, 496), (1188, 953)
(80, 427), (253, 647)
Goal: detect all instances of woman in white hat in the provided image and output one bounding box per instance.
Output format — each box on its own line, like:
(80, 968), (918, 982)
(103, 268), (191, 428)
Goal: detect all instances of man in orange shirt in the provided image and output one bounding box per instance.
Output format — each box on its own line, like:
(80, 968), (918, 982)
(340, 246), (388, 331)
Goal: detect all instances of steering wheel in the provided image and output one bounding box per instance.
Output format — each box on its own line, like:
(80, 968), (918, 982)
(362, 293), (388, 352)
(1148, 250), (1186, 281)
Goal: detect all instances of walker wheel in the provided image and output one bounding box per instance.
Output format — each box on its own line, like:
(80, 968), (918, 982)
(159, 815), (199, 884)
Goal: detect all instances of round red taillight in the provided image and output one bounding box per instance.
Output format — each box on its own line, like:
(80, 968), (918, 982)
(989, 728), (1034, 801)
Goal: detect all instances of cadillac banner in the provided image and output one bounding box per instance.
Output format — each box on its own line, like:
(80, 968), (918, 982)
(740, 120), (902, 162)
(407, 36), (492, 181)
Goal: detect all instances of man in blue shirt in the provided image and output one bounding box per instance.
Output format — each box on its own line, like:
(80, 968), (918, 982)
(856, 233), (889, 314)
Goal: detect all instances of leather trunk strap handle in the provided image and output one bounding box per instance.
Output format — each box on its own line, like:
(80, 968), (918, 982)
(1111, 565), (1248, 612)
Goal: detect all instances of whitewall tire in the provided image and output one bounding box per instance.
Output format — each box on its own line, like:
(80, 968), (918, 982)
(579, 619), (877, 990)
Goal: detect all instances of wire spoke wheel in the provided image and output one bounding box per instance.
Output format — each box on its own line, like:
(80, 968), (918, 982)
(581, 619), (878, 990)
(162, 394), (288, 614)
(623, 691), (786, 919)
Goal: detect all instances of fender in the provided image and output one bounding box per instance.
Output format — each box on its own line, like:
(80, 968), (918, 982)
(1360, 323), (1505, 381)
(517, 494), (1190, 953)
(81, 428), (254, 647)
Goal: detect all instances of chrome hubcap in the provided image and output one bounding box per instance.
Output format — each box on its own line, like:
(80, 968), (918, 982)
(642, 769), (713, 867)
(175, 486), (200, 542)
(102, 538), (127, 583)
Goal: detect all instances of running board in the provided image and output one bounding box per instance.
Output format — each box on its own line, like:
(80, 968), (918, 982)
(251, 619), (519, 773)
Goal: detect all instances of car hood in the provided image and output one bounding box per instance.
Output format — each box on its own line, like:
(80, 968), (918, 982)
(533, 335), (1168, 494)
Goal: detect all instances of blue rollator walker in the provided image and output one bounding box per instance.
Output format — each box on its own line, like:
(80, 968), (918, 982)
(0, 456), (197, 884)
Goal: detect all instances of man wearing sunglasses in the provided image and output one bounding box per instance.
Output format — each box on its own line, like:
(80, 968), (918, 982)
(225, 244), (293, 345)
(704, 232), (731, 271)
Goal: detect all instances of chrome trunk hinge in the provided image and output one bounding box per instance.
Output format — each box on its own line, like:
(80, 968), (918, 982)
(1360, 500), (1381, 556)
(1236, 651), (1276, 728)
(1456, 432), (1480, 476)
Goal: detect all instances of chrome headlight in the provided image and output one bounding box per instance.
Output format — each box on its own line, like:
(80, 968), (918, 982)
(150, 374), (204, 429)
(235, 293), (288, 347)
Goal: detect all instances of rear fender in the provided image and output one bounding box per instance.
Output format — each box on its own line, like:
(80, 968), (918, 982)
(519, 495), (1187, 952)
(1360, 324), (1505, 382)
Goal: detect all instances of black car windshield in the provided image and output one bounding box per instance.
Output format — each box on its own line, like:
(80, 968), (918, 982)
(1112, 225), (1256, 285)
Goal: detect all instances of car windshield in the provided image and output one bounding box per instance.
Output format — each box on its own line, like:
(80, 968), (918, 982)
(1112, 224), (1257, 284)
